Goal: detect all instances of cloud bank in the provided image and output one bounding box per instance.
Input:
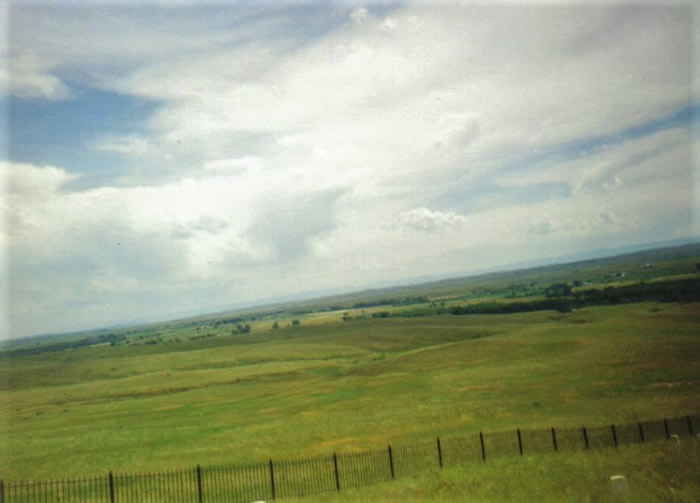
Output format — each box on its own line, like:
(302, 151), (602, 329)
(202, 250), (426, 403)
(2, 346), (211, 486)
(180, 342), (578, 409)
(2, 1), (698, 338)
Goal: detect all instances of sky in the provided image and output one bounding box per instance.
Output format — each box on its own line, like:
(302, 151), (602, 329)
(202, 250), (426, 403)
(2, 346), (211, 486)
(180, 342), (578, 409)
(1, 0), (699, 340)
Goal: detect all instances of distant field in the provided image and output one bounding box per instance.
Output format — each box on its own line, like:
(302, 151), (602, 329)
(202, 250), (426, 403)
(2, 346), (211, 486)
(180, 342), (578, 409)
(1, 245), (699, 483)
(2, 301), (699, 480)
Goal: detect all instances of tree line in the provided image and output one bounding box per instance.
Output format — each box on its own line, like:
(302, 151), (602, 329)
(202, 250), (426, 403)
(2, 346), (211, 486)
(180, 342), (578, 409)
(0, 332), (128, 359)
(449, 277), (700, 316)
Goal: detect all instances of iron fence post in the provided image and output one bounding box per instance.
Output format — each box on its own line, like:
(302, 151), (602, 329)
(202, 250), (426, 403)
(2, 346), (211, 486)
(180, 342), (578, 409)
(7, 414), (698, 502)
(196, 465), (203, 503)
(479, 432), (486, 461)
(268, 459), (276, 501)
(387, 445), (395, 479)
(108, 471), (115, 503)
(333, 453), (340, 492)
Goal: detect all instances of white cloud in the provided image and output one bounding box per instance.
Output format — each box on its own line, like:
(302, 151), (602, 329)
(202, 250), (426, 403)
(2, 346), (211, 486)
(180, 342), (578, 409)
(246, 188), (347, 262)
(396, 207), (467, 232)
(350, 7), (369, 24)
(4, 2), (698, 338)
(381, 16), (397, 31)
(5, 50), (70, 100)
(203, 156), (264, 173)
(4, 160), (350, 336)
(6, 161), (75, 197)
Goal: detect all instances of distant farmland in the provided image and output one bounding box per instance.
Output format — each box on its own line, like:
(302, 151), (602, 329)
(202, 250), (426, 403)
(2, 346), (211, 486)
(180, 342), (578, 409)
(1, 243), (699, 487)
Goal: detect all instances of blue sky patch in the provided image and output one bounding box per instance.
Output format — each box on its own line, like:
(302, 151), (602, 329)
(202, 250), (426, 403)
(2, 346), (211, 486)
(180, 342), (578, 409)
(9, 86), (160, 187)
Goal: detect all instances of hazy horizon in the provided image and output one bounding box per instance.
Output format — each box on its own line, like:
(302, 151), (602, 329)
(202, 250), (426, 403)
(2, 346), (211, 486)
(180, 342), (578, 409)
(3, 1), (699, 340)
(10, 236), (700, 342)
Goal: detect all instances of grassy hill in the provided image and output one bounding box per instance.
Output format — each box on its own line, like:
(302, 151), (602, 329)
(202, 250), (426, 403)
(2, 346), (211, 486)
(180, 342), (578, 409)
(285, 441), (700, 502)
(1, 243), (699, 490)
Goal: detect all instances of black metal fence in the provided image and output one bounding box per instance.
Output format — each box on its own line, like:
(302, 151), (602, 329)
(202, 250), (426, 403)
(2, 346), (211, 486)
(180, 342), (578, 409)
(3, 414), (697, 502)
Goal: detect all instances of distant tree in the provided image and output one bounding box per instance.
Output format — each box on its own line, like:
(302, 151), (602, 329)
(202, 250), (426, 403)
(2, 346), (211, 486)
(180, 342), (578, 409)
(232, 324), (251, 335)
(342, 312), (352, 322)
(291, 319), (301, 327)
(272, 321), (279, 330)
(544, 283), (572, 298)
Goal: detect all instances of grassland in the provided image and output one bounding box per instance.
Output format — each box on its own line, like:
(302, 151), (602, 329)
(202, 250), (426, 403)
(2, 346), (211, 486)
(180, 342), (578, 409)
(1, 244), (699, 489)
(286, 440), (700, 502)
(2, 301), (699, 481)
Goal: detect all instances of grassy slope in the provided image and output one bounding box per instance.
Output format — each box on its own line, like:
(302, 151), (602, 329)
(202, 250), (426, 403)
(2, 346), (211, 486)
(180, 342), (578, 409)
(1, 301), (699, 480)
(285, 440), (700, 503)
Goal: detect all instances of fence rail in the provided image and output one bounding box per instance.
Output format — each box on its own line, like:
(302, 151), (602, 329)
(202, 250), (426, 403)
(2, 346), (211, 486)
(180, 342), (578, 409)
(3, 414), (698, 502)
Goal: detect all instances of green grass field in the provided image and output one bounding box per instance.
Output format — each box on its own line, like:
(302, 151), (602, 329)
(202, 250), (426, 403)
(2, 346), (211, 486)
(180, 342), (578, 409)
(285, 440), (700, 502)
(2, 300), (699, 481)
(2, 245), (699, 503)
